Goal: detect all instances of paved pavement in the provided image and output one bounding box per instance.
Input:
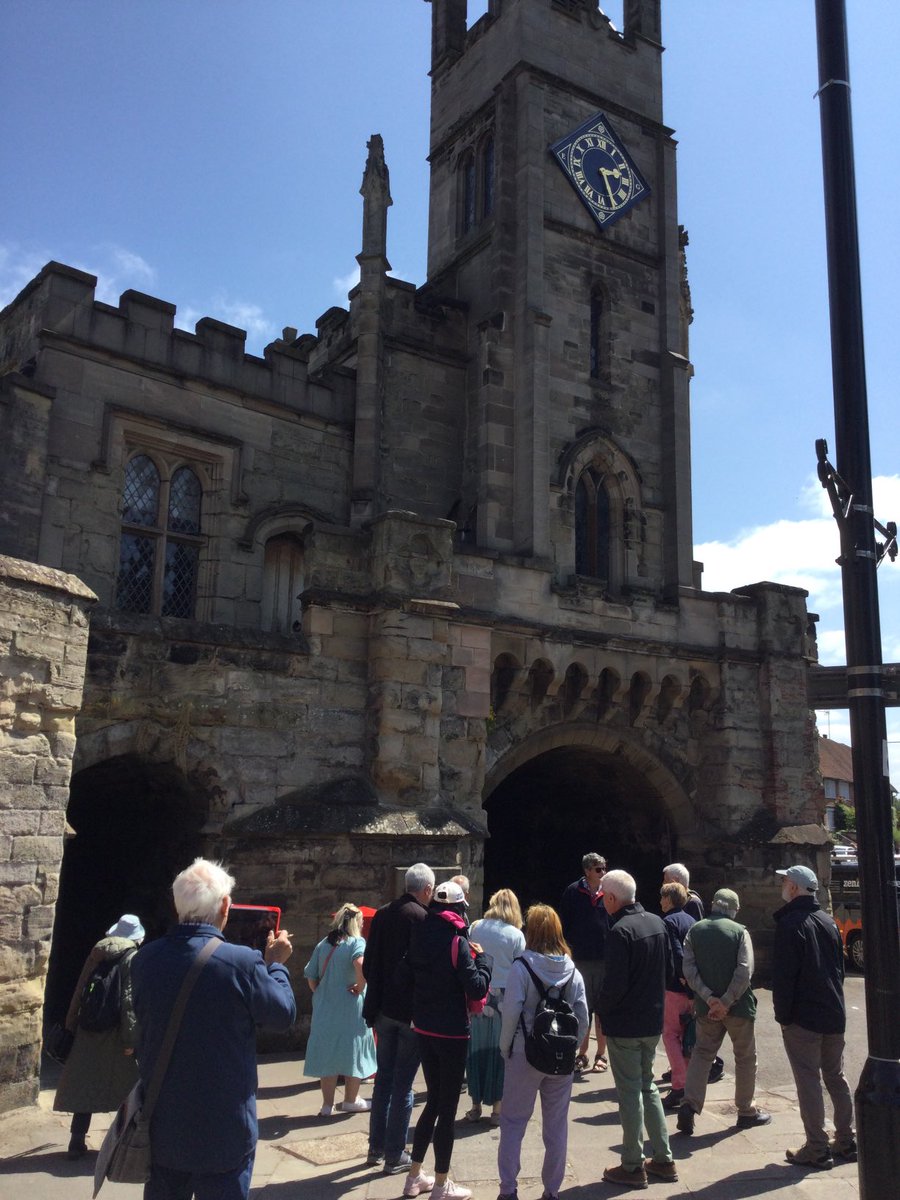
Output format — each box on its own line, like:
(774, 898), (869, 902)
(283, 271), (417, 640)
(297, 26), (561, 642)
(0, 981), (868, 1200)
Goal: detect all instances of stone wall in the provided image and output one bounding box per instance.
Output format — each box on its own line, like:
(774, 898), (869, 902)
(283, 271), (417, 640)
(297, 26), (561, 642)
(0, 556), (95, 1113)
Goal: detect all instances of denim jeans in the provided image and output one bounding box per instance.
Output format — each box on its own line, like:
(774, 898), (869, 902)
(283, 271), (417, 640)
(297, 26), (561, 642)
(368, 1014), (420, 1162)
(144, 1152), (254, 1200)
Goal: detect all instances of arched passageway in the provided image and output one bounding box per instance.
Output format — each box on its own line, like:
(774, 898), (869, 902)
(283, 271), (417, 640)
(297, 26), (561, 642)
(483, 744), (679, 917)
(44, 755), (207, 1025)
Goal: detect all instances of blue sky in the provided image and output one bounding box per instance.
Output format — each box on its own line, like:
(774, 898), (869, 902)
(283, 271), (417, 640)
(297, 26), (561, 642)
(2, 1), (898, 775)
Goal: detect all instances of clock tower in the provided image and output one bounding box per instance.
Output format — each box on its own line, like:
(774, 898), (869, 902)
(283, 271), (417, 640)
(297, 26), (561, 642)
(424, 0), (692, 599)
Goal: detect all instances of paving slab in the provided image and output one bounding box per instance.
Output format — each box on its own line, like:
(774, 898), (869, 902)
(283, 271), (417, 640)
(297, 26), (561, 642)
(0, 983), (868, 1200)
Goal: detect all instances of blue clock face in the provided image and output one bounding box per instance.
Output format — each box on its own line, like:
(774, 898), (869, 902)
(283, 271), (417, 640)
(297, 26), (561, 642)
(550, 112), (650, 230)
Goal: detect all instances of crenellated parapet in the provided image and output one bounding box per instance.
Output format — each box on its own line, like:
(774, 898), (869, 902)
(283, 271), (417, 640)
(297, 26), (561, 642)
(0, 262), (358, 426)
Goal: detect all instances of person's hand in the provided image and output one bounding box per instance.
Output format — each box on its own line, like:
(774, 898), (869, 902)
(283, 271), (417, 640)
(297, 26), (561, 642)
(123, 1048), (134, 1056)
(265, 929), (293, 965)
(469, 941), (484, 954)
(707, 997), (727, 1021)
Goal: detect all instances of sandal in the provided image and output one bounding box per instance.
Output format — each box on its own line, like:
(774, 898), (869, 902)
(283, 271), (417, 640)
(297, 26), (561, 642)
(465, 1105), (483, 1122)
(574, 1053), (589, 1073)
(591, 1054), (608, 1073)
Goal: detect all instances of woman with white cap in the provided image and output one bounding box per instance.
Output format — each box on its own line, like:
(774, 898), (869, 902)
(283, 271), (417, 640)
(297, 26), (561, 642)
(53, 913), (144, 1158)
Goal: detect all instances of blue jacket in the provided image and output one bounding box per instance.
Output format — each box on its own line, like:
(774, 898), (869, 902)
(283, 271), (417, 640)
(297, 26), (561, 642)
(131, 923), (296, 1173)
(663, 907), (695, 994)
(559, 877), (609, 961)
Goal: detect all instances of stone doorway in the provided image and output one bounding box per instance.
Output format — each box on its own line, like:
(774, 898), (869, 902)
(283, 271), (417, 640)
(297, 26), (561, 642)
(482, 742), (682, 917)
(43, 755), (207, 1026)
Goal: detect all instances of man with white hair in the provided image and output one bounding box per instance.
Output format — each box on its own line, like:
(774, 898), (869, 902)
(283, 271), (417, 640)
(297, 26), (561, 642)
(362, 862), (435, 1174)
(773, 864), (855, 1168)
(595, 869), (677, 1188)
(131, 858), (295, 1200)
(677, 888), (770, 1136)
(661, 863), (704, 922)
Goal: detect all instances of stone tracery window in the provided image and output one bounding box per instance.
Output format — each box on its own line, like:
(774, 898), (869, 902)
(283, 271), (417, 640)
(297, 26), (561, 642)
(458, 130), (495, 236)
(116, 453), (203, 618)
(575, 466), (611, 580)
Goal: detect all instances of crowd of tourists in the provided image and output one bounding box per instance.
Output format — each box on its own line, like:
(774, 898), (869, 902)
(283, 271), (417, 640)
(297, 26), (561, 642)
(52, 851), (854, 1199)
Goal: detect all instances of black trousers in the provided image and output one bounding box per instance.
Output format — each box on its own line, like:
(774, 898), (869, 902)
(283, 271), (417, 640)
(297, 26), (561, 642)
(412, 1034), (468, 1174)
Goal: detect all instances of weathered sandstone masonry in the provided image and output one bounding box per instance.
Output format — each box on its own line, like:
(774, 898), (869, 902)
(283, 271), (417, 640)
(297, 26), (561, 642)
(0, 557), (95, 1113)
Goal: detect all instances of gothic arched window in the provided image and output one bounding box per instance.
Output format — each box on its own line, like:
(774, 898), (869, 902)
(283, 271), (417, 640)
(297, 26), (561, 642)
(116, 454), (203, 618)
(575, 467), (611, 581)
(262, 533), (305, 634)
(481, 136), (494, 218)
(461, 152), (477, 234)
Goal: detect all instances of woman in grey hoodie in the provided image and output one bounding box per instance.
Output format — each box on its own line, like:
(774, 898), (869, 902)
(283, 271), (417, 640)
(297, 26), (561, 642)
(497, 905), (588, 1200)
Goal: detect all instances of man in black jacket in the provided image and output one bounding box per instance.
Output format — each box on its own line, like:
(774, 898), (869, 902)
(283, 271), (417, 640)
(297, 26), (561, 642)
(362, 862), (434, 1174)
(595, 869), (676, 1189)
(773, 864), (855, 1169)
(560, 851), (609, 1071)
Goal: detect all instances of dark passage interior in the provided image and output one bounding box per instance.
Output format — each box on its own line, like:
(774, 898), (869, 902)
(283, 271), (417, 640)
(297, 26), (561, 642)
(44, 755), (206, 1026)
(483, 746), (675, 918)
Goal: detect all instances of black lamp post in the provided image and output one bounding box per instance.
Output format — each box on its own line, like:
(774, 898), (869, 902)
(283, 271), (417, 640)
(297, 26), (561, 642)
(814, 3), (900, 1195)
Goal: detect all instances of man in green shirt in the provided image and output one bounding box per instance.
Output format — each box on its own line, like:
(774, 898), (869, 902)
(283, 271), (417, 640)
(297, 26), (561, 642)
(676, 889), (771, 1135)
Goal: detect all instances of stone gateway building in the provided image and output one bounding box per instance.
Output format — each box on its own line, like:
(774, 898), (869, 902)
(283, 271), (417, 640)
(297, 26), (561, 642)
(0, 0), (825, 1106)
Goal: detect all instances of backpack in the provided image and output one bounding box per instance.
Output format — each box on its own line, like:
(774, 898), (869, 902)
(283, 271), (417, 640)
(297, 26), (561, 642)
(78, 949), (135, 1033)
(514, 956), (579, 1075)
(450, 935), (489, 1015)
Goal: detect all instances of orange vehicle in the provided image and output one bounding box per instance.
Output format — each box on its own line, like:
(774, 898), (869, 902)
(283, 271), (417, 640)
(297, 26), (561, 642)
(828, 859), (900, 972)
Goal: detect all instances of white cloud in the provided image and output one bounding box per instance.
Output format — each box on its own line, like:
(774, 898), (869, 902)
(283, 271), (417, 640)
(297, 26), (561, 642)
(0, 243), (53, 308)
(173, 296), (275, 350)
(696, 473), (900, 666)
(333, 267), (360, 296)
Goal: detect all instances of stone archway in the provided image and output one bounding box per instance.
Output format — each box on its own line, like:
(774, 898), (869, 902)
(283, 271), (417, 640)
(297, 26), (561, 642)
(43, 755), (208, 1026)
(482, 725), (694, 915)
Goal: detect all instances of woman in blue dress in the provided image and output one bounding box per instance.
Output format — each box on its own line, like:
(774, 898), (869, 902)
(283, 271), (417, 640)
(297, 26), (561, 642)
(304, 903), (377, 1116)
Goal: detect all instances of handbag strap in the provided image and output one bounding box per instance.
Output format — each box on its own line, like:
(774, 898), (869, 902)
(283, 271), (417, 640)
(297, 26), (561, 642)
(141, 937), (220, 1121)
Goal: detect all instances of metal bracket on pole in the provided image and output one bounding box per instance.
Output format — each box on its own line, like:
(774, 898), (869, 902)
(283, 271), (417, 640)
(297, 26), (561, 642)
(816, 438), (898, 566)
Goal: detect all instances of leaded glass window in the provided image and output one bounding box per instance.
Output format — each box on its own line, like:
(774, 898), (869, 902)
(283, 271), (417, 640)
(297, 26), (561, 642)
(462, 154), (477, 233)
(482, 136), (494, 218)
(116, 454), (204, 617)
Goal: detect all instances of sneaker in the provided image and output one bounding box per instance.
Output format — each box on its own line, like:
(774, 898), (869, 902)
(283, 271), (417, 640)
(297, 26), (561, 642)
(404, 1173), (436, 1198)
(317, 1105), (335, 1117)
(66, 1141), (88, 1160)
(339, 1098), (372, 1113)
(735, 1109), (771, 1129)
(384, 1152), (413, 1175)
(708, 1056), (725, 1084)
(643, 1159), (678, 1182)
(786, 1144), (834, 1169)
(601, 1163), (648, 1189)
(367, 1150), (385, 1167)
(497, 1192), (518, 1200)
(676, 1103), (695, 1135)
(662, 1088), (684, 1110)
(431, 1182), (471, 1200)
(830, 1136), (857, 1161)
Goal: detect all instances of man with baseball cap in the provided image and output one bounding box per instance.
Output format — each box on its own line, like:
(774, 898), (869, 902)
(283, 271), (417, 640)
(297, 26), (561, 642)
(677, 888), (770, 1135)
(773, 864), (855, 1168)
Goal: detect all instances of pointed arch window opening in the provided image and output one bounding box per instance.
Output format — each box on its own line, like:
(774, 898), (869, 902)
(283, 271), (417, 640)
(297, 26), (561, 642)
(458, 130), (495, 237)
(575, 467), (612, 582)
(262, 533), (306, 635)
(481, 136), (495, 219)
(116, 453), (204, 619)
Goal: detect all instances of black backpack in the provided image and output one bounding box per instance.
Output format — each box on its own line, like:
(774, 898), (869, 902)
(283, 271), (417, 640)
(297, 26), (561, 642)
(78, 949), (135, 1033)
(515, 956), (580, 1076)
